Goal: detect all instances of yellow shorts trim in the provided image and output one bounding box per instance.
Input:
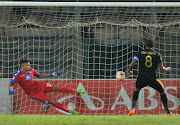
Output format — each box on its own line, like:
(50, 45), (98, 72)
(156, 78), (164, 89)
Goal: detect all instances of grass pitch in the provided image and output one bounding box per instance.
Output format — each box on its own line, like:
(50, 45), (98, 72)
(0, 114), (180, 125)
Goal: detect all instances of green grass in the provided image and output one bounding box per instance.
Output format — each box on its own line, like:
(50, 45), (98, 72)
(0, 114), (180, 125)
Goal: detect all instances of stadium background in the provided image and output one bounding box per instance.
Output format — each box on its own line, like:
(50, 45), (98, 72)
(0, 0), (179, 79)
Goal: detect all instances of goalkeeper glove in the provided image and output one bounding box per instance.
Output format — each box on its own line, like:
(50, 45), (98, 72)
(9, 88), (16, 95)
(49, 72), (61, 77)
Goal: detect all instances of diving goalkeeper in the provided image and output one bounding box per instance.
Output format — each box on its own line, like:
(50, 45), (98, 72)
(8, 60), (85, 115)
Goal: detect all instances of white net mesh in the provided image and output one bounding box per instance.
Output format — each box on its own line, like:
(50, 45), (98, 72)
(0, 5), (179, 115)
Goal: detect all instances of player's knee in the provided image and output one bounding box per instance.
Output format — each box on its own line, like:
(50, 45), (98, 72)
(49, 98), (55, 104)
(53, 86), (60, 92)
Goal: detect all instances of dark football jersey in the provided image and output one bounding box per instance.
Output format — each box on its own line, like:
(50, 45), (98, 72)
(133, 49), (162, 81)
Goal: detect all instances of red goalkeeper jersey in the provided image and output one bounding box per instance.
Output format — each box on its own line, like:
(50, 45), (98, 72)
(10, 68), (41, 95)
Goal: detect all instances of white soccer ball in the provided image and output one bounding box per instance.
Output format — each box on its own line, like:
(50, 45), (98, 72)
(115, 71), (125, 81)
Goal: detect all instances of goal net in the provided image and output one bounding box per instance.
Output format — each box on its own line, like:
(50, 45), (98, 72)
(0, 2), (179, 115)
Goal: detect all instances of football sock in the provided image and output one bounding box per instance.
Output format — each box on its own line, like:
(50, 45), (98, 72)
(76, 89), (85, 94)
(53, 101), (70, 112)
(131, 91), (139, 110)
(69, 110), (79, 115)
(161, 93), (170, 113)
(59, 87), (77, 93)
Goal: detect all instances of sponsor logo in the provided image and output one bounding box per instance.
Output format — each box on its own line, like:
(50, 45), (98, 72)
(24, 74), (32, 81)
(13, 80), (180, 115)
(56, 82), (105, 115)
(56, 82), (180, 115)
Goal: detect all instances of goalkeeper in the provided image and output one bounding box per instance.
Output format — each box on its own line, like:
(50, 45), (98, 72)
(8, 60), (85, 115)
(127, 40), (173, 115)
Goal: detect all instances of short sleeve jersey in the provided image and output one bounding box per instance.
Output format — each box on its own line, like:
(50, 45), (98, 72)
(10, 68), (40, 95)
(133, 49), (162, 80)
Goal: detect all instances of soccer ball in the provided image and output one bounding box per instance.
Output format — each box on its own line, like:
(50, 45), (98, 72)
(115, 71), (125, 81)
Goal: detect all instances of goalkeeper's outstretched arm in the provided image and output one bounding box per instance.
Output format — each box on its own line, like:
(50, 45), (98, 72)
(8, 82), (16, 95)
(39, 72), (61, 78)
(8, 82), (13, 90)
(39, 74), (51, 78)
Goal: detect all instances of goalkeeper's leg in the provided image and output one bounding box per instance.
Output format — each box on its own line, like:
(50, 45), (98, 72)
(49, 98), (79, 115)
(51, 86), (85, 94)
(41, 103), (52, 114)
(31, 92), (79, 115)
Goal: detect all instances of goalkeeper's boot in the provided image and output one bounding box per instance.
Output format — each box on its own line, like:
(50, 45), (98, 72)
(128, 109), (135, 116)
(164, 111), (175, 115)
(76, 89), (85, 94)
(69, 110), (79, 115)
(41, 103), (52, 114)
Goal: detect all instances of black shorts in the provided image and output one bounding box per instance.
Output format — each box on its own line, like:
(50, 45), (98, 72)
(136, 77), (165, 93)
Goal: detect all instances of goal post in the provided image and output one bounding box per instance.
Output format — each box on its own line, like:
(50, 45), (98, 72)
(0, 2), (179, 115)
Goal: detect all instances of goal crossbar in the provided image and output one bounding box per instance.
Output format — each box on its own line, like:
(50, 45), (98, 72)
(1, 2), (180, 7)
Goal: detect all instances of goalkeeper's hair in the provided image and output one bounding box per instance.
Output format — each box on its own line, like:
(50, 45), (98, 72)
(20, 60), (30, 65)
(144, 39), (155, 48)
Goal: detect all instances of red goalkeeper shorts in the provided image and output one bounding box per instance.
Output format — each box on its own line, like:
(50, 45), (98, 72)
(30, 81), (54, 103)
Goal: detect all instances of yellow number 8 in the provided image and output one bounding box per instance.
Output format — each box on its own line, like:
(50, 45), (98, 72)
(145, 55), (152, 68)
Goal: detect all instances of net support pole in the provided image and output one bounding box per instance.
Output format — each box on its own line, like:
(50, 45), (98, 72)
(149, 6), (157, 40)
(75, 7), (83, 79)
